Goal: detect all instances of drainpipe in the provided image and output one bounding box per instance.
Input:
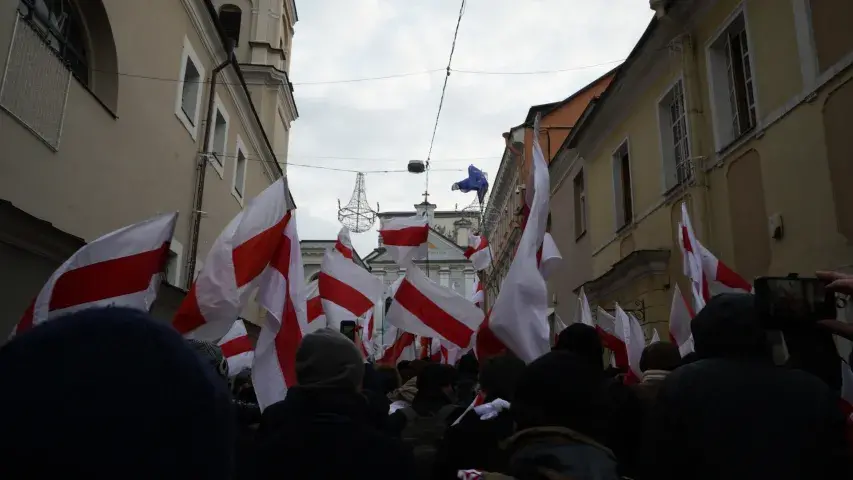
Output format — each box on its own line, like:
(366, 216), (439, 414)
(185, 48), (234, 289)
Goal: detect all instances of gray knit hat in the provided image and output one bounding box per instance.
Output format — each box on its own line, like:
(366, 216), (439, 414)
(295, 328), (364, 390)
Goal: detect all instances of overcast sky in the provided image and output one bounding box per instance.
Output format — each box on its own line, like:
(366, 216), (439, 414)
(286, 0), (653, 257)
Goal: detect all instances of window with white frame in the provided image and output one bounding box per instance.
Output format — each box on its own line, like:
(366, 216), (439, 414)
(233, 137), (248, 201)
(573, 169), (587, 239)
(658, 78), (693, 190)
(707, 11), (757, 150)
(175, 38), (206, 138)
(208, 96), (228, 176)
(612, 141), (634, 230)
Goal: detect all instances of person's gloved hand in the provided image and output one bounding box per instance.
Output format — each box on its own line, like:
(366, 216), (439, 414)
(473, 398), (510, 420)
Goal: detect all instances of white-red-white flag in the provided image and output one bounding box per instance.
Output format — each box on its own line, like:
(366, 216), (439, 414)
(318, 248), (383, 330)
(217, 320), (254, 376)
(173, 178), (292, 341)
(378, 216), (429, 265)
(615, 304), (644, 381)
(386, 265), (485, 349)
(669, 283), (695, 355)
(575, 287), (594, 327)
(334, 227), (355, 260)
(464, 233), (491, 271)
(489, 115), (551, 363)
(13, 212), (178, 336)
(253, 212), (307, 410)
(376, 325), (417, 365)
(305, 279), (325, 325)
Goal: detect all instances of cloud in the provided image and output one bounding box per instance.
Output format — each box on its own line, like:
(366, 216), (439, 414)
(287, 0), (653, 258)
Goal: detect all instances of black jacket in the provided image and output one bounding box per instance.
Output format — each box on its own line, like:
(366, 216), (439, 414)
(432, 409), (514, 479)
(255, 387), (416, 479)
(643, 358), (853, 480)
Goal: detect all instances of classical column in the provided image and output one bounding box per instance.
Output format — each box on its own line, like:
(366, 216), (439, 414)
(463, 268), (475, 297)
(439, 268), (450, 288)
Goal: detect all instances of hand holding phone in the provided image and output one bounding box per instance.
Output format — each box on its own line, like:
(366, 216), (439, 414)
(754, 274), (836, 329)
(339, 320), (357, 342)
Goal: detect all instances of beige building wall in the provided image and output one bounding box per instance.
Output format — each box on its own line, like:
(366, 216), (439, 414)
(567, 0), (853, 339)
(0, 0), (297, 329)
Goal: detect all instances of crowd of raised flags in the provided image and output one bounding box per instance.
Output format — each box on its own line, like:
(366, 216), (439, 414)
(10, 115), (853, 417)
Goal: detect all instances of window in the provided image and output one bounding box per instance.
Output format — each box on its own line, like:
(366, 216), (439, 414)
(232, 136), (248, 202)
(658, 78), (693, 190)
(573, 169), (587, 238)
(218, 5), (242, 47)
(207, 95), (229, 177)
(164, 239), (183, 286)
(612, 141), (634, 230)
(707, 11), (757, 150)
(18, 0), (89, 85)
(175, 37), (206, 138)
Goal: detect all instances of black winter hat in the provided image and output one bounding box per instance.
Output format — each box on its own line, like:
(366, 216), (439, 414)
(0, 307), (236, 479)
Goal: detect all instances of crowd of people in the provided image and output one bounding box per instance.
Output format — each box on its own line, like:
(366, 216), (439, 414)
(1, 289), (853, 479)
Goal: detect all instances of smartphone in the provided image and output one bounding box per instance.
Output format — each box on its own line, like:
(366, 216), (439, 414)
(339, 320), (357, 342)
(753, 275), (836, 329)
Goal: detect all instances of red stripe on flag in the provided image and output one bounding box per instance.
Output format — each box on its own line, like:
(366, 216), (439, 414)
(377, 332), (415, 365)
(367, 313), (374, 341)
(49, 242), (170, 311)
(395, 279), (474, 347)
(173, 284), (206, 334)
(232, 212), (290, 287)
(268, 215), (294, 277)
(379, 226), (429, 246)
(715, 261), (752, 292)
(307, 296), (324, 323)
(475, 311), (506, 360)
(275, 290), (302, 388)
(318, 272), (374, 317)
(16, 300), (35, 335)
(335, 241), (353, 260)
(220, 335), (253, 357)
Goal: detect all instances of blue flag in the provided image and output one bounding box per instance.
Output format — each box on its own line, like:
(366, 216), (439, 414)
(452, 165), (489, 203)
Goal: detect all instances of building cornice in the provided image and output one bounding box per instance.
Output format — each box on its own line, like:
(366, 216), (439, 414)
(580, 249), (670, 304)
(239, 63), (299, 125)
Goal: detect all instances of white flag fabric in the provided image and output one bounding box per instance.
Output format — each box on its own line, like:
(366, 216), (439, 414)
(217, 320), (254, 377)
(489, 115), (551, 363)
(378, 215), (429, 265)
(253, 212), (308, 411)
(386, 264), (485, 348)
(318, 249), (383, 330)
(650, 329), (661, 345)
(538, 233), (562, 280)
(669, 283), (695, 355)
(470, 277), (484, 306)
(575, 287), (594, 326)
(615, 304), (644, 379)
(14, 212), (178, 336)
(173, 178), (292, 341)
(464, 233), (491, 271)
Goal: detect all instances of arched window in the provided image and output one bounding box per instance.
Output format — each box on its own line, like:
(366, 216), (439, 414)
(19, 0), (89, 85)
(218, 5), (242, 48)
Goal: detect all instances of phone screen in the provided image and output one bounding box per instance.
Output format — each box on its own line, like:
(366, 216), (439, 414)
(755, 277), (835, 328)
(339, 321), (357, 342)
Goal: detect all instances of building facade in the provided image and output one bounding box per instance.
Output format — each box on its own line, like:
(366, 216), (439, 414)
(557, 0), (853, 339)
(364, 202), (479, 347)
(483, 71), (614, 317)
(0, 0), (298, 333)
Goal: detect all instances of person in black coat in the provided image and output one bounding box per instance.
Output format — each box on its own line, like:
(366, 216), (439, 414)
(432, 354), (525, 479)
(643, 293), (853, 480)
(255, 328), (415, 479)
